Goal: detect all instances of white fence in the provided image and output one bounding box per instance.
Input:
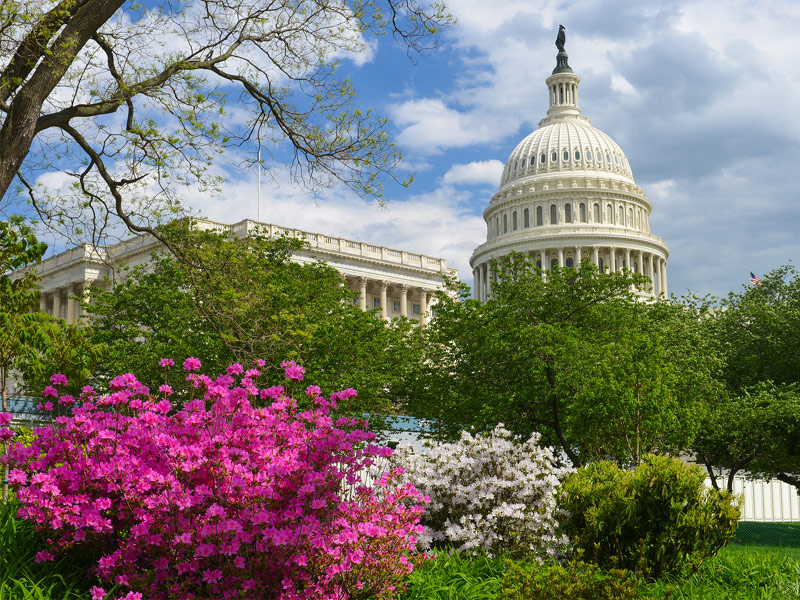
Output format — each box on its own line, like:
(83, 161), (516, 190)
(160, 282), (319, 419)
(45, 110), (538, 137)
(706, 476), (800, 522)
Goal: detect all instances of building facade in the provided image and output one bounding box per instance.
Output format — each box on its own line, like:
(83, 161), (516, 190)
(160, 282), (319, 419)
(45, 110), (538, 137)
(34, 218), (457, 327)
(470, 41), (669, 300)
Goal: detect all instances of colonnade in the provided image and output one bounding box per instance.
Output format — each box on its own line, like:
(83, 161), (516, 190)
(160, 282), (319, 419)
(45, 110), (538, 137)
(39, 284), (87, 325)
(472, 245), (667, 301)
(346, 277), (435, 327)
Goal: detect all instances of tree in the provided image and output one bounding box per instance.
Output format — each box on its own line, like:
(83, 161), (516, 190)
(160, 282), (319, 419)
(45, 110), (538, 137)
(0, 217), (49, 501)
(400, 254), (723, 467)
(85, 222), (421, 416)
(0, 0), (452, 242)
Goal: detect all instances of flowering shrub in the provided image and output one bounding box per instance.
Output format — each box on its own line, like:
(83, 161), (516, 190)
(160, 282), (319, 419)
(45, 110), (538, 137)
(396, 425), (571, 560)
(3, 362), (426, 600)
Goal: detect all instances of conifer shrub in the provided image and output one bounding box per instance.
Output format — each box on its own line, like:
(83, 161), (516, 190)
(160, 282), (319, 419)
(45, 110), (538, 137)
(558, 454), (740, 578)
(397, 425), (571, 560)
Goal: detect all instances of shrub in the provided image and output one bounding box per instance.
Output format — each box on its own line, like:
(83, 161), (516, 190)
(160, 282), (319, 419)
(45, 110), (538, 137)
(397, 424), (571, 560)
(559, 454), (740, 578)
(3, 362), (427, 600)
(499, 559), (640, 600)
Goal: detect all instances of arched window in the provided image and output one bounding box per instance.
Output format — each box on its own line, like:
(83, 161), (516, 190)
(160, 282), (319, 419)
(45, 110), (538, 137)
(540, 153), (546, 164)
(566, 257), (574, 267)
(574, 149), (581, 160)
(530, 156), (535, 166)
(512, 211), (518, 231)
(580, 203), (587, 223)
(565, 203), (572, 223)
(593, 203), (600, 222)
(503, 214), (508, 234)
(536, 260), (542, 268)
(524, 208), (530, 228)
(628, 208), (633, 227)
(563, 149), (569, 161)
(551, 258), (558, 272)
(551, 151), (557, 162)
(607, 204), (613, 224)
(550, 204), (558, 224)
(618, 206), (624, 225)
(536, 206), (543, 226)
(586, 149), (593, 161)
(599, 258), (605, 271)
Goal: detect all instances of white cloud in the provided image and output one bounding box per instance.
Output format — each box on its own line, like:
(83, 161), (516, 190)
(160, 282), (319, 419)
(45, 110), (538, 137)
(442, 160), (504, 186)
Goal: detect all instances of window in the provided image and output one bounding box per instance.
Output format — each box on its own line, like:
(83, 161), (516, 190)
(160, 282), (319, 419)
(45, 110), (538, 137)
(524, 208), (530, 228)
(551, 258), (558, 272)
(628, 208), (633, 227)
(605, 153), (611, 163)
(503, 214), (508, 233)
(587, 150), (593, 160)
(393, 300), (401, 312)
(634, 262), (639, 273)
(563, 149), (569, 161)
(607, 204), (613, 223)
(619, 206), (624, 225)
(512, 211), (518, 231)
(593, 203), (600, 222)
(566, 257), (574, 267)
(550, 204), (558, 224)
(373, 297), (381, 308)
(530, 156), (535, 166)
(599, 258), (605, 271)
(551, 151), (557, 162)
(412, 303), (421, 315)
(565, 203), (572, 223)
(540, 153), (546, 164)
(580, 202), (587, 223)
(574, 149), (581, 160)
(614, 154), (619, 164)
(536, 206), (543, 226)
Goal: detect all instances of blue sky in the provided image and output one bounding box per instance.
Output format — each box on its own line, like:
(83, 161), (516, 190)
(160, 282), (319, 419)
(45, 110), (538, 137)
(13, 0), (800, 299)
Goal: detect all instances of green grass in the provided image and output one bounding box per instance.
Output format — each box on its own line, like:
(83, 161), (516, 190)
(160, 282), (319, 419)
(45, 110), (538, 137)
(397, 551), (507, 600)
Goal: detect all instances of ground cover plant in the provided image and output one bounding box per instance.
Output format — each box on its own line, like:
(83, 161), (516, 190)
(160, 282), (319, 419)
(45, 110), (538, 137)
(397, 425), (570, 560)
(2, 361), (426, 600)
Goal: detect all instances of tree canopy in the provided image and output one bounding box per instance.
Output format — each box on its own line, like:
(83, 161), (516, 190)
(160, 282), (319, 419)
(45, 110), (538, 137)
(400, 254), (723, 467)
(0, 0), (452, 243)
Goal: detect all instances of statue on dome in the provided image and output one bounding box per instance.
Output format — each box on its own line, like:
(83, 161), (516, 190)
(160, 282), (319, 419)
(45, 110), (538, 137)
(556, 25), (566, 52)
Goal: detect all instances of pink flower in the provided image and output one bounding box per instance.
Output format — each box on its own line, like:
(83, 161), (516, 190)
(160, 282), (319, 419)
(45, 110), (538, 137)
(90, 586), (106, 600)
(227, 363), (244, 376)
(50, 373), (68, 386)
(0, 412), (11, 426)
(8, 469), (27, 485)
(183, 357), (202, 371)
(81, 385), (96, 397)
(158, 358), (174, 368)
(35, 551), (54, 563)
(280, 360), (305, 381)
(260, 386), (284, 400)
(202, 568), (223, 584)
(0, 427), (14, 442)
(254, 358), (266, 367)
(42, 385), (58, 398)
(121, 593), (143, 600)
(245, 368), (260, 378)
(58, 394), (76, 406)
(158, 384), (173, 396)
(305, 385), (322, 397)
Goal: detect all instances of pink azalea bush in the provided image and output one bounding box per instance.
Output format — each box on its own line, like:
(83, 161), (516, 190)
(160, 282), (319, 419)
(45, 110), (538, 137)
(3, 362), (427, 600)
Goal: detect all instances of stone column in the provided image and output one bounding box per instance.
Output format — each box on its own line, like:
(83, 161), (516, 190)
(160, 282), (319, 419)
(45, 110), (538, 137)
(52, 290), (62, 321)
(39, 293), (47, 313)
(540, 250), (547, 281)
(636, 250), (643, 274)
(575, 246), (582, 264)
(558, 247), (564, 268)
(473, 267), (480, 301)
(66, 285), (76, 325)
(358, 277), (367, 311)
(419, 289), (428, 328)
(380, 281), (388, 320)
(662, 260), (668, 297)
(647, 254), (655, 295)
(486, 264), (493, 299)
(592, 246), (599, 267)
(625, 248), (631, 272)
(609, 247), (616, 272)
(400, 285), (409, 318)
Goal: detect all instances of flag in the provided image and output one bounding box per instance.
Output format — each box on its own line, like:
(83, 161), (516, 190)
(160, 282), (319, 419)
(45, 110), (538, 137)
(750, 271), (761, 286)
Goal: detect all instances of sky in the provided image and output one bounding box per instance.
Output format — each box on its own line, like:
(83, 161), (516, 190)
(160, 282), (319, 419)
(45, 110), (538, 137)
(17, 0), (800, 299)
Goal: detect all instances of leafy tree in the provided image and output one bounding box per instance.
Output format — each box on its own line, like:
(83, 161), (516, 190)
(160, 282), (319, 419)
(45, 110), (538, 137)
(0, 217), (48, 501)
(401, 254), (722, 467)
(85, 222), (421, 416)
(0, 0), (452, 243)
(710, 264), (800, 392)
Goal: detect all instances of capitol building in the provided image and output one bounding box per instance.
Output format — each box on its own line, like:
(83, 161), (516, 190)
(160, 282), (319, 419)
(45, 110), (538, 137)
(470, 39), (669, 300)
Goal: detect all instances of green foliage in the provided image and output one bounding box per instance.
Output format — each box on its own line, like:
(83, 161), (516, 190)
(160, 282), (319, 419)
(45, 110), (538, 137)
(85, 222), (421, 416)
(397, 551), (507, 600)
(559, 455), (741, 578)
(9, 426), (34, 448)
(499, 559), (640, 600)
(402, 254), (722, 467)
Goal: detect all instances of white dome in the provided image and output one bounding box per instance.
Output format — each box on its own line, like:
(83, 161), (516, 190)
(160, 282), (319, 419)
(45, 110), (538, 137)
(501, 120), (634, 187)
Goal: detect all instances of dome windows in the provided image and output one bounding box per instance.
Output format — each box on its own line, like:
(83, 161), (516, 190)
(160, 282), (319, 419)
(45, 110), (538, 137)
(562, 149), (569, 161)
(565, 203), (572, 223)
(574, 149), (581, 160)
(593, 203), (600, 222)
(586, 149), (592, 161)
(550, 204), (558, 225)
(524, 208), (530, 228)
(503, 214), (508, 234)
(580, 202), (587, 223)
(540, 153), (546, 164)
(551, 151), (558, 162)
(605, 152), (611, 163)
(512, 211), (518, 231)
(536, 206), (543, 226)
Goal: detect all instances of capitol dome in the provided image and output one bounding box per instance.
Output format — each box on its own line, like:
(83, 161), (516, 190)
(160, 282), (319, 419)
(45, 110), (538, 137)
(470, 34), (669, 300)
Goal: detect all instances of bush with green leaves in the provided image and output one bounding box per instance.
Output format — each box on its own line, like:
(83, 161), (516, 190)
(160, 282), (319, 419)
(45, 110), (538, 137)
(397, 424), (571, 560)
(499, 559), (640, 600)
(559, 454), (740, 578)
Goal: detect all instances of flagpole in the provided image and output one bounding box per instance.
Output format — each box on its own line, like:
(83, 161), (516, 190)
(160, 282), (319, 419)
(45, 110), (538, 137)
(257, 145), (261, 223)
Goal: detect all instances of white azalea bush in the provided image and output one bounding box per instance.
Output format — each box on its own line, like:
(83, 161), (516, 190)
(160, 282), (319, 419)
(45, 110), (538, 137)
(396, 424), (572, 560)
